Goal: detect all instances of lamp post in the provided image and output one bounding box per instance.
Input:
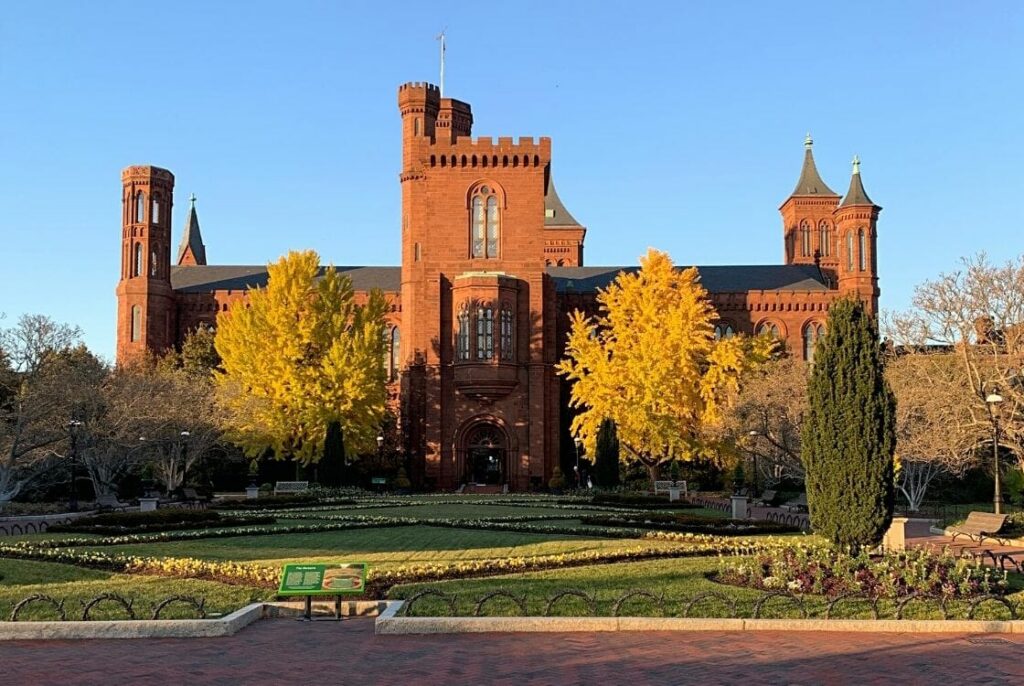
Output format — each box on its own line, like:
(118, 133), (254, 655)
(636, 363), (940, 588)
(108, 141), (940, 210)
(574, 438), (583, 488)
(67, 419), (83, 512)
(179, 430), (191, 496)
(985, 391), (1003, 515)
(376, 435), (385, 491)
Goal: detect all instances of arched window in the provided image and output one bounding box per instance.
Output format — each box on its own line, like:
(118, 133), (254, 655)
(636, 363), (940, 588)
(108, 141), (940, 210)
(133, 242), (143, 277)
(414, 117), (421, 135)
(389, 327), (401, 381)
(130, 305), (142, 342)
(803, 323), (826, 363)
(846, 232), (854, 272)
(800, 220), (811, 257)
(456, 305), (471, 361)
(758, 322), (780, 338)
(818, 220), (831, 257)
(150, 249), (158, 276)
(476, 307), (494, 359)
(500, 307), (514, 360)
(858, 229), (866, 271)
(152, 196), (160, 224)
(713, 323), (734, 340)
(135, 191), (145, 223)
(470, 185), (500, 258)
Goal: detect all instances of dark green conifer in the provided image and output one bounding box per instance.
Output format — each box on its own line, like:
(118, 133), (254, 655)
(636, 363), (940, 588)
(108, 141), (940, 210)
(593, 419), (620, 487)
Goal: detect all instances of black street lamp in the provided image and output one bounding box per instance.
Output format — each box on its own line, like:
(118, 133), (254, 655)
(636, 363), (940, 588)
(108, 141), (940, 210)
(67, 419), (83, 512)
(985, 391), (1004, 515)
(179, 430), (191, 495)
(574, 438), (583, 488)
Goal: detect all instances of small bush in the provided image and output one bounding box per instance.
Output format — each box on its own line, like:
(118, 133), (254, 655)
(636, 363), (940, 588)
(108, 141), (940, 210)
(591, 492), (697, 509)
(582, 512), (797, 535)
(49, 514), (275, 534)
(211, 494), (342, 510)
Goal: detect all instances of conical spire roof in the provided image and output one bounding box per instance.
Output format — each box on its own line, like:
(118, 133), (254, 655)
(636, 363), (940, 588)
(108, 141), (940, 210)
(790, 134), (838, 197)
(840, 155), (878, 207)
(176, 194), (207, 266)
(544, 176), (582, 227)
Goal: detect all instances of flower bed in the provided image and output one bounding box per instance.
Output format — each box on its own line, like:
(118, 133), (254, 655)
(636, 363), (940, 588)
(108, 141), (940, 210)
(211, 494), (351, 510)
(591, 493), (698, 509)
(717, 546), (1010, 599)
(581, 513), (799, 536)
(47, 515), (276, 535)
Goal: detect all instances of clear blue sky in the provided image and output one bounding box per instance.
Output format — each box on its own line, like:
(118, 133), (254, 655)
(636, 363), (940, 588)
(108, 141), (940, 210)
(2, 1), (1022, 361)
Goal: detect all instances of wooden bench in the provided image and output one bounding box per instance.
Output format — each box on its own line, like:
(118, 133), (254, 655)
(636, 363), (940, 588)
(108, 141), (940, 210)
(273, 481), (309, 496)
(949, 512), (1009, 544)
(653, 480), (687, 496)
(781, 493), (808, 513)
(94, 494), (129, 512)
(181, 488), (209, 508)
(756, 489), (777, 506)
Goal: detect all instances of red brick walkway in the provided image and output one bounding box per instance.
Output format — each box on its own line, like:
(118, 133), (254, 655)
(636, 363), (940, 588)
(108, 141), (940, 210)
(2, 619), (1023, 685)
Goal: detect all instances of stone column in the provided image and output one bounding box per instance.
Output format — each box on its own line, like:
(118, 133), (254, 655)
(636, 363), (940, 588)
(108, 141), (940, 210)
(730, 495), (749, 520)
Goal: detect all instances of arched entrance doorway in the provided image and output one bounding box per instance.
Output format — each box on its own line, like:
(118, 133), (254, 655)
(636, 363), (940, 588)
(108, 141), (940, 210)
(464, 423), (507, 485)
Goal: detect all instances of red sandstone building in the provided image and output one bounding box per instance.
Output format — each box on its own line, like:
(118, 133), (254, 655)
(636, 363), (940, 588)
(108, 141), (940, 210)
(116, 81), (881, 491)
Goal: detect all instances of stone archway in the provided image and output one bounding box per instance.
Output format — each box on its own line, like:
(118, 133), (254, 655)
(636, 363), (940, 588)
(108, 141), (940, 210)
(462, 423), (508, 486)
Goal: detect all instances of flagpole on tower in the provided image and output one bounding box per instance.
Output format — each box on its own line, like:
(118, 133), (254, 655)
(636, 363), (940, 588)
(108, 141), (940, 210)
(436, 29), (446, 97)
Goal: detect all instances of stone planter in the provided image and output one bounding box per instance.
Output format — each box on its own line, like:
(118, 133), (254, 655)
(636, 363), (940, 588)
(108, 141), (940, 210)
(668, 487), (681, 502)
(138, 497), (159, 512)
(245, 486), (260, 499)
(730, 495), (749, 520)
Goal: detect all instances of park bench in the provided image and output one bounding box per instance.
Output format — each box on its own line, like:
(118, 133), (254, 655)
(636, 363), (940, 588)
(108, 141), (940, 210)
(274, 481), (309, 496)
(653, 480), (687, 496)
(181, 488), (210, 508)
(756, 489), (777, 507)
(94, 494), (129, 512)
(949, 512), (1009, 545)
(781, 493), (808, 513)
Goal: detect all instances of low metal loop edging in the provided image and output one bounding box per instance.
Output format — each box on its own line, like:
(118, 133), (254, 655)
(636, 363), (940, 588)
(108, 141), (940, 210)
(473, 590), (528, 617)
(81, 593), (136, 621)
(753, 591), (807, 619)
(967, 595), (1017, 620)
(10, 594), (67, 622)
(544, 589), (597, 617)
(401, 589), (458, 617)
(682, 592), (738, 619)
(894, 592), (945, 620)
(151, 595), (207, 620)
(824, 592), (880, 620)
(611, 590), (666, 617)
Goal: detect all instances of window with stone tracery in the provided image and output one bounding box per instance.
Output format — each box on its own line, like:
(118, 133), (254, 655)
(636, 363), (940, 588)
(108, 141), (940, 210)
(457, 305), (471, 361)
(818, 220), (831, 257)
(500, 307), (514, 360)
(470, 185), (500, 258)
(800, 220), (811, 257)
(476, 307), (494, 359)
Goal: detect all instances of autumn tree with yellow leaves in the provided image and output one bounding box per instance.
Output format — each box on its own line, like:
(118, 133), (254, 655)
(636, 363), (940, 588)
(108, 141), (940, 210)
(557, 249), (772, 484)
(214, 250), (389, 464)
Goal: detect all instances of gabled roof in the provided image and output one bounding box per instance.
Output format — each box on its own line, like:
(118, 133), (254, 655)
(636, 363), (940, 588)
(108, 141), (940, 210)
(547, 264), (830, 294)
(790, 135), (838, 197)
(839, 156), (879, 208)
(170, 265), (401, 293)
(544, 175), (582, 228)
(176, 195), (207, 266)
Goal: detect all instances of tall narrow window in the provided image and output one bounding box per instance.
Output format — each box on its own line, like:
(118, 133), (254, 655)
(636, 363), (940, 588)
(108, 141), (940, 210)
(800, 220), (811, 257)
(457, 306), (471, 360)
(500, 307), (514, 360)
(818, 220), (831, 257)
(476, 307), (494, 359)
(803, 323), (826, 363)
(133, 242), (143, 277)
(846, 232), (854, 272)
(135, 191), (145, 223)
(858, 229), (866, 271)
(414, 117), (421, 135)
(389, 327), (401, 381)
(150, 249), (158, 276)
(470, 185), (500, 258)
(152, 197), (160, 224)
(130, 305), (142, 342)
(758, 322), (780, 338)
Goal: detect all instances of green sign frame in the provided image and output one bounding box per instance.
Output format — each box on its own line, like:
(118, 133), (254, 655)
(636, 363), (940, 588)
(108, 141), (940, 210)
(278, 563), (367, 596)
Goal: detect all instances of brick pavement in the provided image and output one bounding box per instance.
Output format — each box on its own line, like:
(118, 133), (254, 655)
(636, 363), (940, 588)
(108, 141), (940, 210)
(2, 618), (1023, 685)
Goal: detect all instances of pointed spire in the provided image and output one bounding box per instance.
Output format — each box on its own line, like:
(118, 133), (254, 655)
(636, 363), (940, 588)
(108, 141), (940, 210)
(176, 194), (207, 266)
(840, 155), (878, 207)
(790, 133), (838, 197)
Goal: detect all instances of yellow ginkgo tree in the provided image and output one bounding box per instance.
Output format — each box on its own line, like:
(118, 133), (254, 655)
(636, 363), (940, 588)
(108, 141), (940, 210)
(557, 248), (773, 484)
(214, 250), (389, 464)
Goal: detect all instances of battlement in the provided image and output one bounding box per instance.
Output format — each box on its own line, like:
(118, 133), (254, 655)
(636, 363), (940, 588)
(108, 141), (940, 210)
(399, 81), (440, 93)
(423, 136), (551, 169)
(121, 165), (174, 182)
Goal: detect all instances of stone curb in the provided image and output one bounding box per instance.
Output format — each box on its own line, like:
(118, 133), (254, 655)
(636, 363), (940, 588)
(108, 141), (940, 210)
(375, 602), (1024, 635)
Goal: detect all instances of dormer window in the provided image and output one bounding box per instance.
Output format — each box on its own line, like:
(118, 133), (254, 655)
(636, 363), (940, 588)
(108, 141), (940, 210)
(471, 185), (500, 258)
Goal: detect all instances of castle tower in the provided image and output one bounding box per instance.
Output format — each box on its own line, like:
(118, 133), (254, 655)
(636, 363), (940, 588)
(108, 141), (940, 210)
(115, 165), (176, 363)
(779, 135), (841, 284)
(176, 194), (207, 266)
(835, 155), (881, 314)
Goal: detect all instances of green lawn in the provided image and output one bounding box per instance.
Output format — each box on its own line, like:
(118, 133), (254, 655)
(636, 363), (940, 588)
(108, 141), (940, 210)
(75, 525), (673, 569)
(0, 558), (270, 621)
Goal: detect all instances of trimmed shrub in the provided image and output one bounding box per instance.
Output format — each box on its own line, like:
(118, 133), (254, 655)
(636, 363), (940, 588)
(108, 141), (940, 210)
(591, 492), (697, 509)
(211, 494), (333, 510)
(581, 512), (797, 535)
(593, 419), (621, 488)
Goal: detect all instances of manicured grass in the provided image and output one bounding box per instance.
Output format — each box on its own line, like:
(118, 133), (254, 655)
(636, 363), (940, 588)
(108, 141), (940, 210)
(389, 557), (1024, 620)
(0, 559), (270, 621)
(75, 525), (673, 570)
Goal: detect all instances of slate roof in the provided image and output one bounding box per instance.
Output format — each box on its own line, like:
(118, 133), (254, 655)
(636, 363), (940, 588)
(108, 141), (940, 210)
(839, 158), (878, 208)
(176, 199), (207, 265)
(544, 176), (582, 228)
(790, 136), (838, 197)
(170, 265), (401, 293)
(547, 264), (830, 294)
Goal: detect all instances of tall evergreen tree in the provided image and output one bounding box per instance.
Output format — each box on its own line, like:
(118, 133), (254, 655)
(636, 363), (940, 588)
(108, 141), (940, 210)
(593, 418), (620, 487)
(801, 298), (896, 549)
(318, 421), (346, 487)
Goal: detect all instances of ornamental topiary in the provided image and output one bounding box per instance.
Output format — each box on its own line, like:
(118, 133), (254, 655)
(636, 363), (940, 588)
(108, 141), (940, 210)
(593, 419), (621, 488)
(548, 465), (567, 491)
(801, 297), (896, 550)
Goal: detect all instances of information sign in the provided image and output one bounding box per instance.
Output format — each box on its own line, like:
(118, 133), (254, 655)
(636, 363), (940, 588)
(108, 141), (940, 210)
(278, 563), (367, 596)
